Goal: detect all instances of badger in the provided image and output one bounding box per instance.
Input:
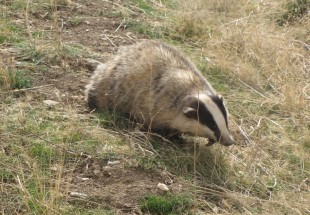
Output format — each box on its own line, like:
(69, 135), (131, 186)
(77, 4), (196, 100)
(85, 40), (234, 146)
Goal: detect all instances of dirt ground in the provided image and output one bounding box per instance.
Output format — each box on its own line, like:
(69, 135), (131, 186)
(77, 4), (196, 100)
(65, 157), (184, 214)
(27, 0), (138, 109)
(4, 0), (145, 108)
(1, 0), (188, 214)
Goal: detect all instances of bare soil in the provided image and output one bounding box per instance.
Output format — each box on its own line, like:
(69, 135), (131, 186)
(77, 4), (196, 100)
(65, 157), (184, 214)
(10, 0), (144, 110)
(2, 0), (187, 214)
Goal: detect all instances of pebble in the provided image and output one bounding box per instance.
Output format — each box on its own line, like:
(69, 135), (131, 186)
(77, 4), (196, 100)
(69, 191), (87, 199)
(43, 100), (59, 106)
(157, 183), (169, 191)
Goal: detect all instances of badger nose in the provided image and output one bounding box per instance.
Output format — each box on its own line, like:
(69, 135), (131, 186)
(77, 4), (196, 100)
(220, 136), (234, 146)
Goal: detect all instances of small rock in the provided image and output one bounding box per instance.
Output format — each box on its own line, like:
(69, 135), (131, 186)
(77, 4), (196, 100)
(81, 177), (90, 181)
(157, 183), (169, 191)
(69, 191), (87, 199)
(50, 166), (58, 171)
(102, 166), (112, 170)
(212, 206), (219, 213)
(107, 160), (120, 166)
(43, 100), (59, 106)
(93, 169), (100, 175)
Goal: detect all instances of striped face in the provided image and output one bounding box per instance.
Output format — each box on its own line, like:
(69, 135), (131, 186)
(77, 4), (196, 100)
(183, 94), (234, 146)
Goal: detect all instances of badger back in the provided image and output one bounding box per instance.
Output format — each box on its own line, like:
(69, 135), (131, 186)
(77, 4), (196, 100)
(85, 40), (234, 146)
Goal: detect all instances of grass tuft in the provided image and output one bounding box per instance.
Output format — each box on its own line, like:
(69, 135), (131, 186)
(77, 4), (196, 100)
(0, 20), (25, 44)
(276, 0), (310, 26)
(140, 194), (191, 215)
(69, 16), (84, 27)
(0, 67), (31, 90)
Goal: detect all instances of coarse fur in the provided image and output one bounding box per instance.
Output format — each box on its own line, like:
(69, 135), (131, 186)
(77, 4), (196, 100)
(85, 40), (234, 146)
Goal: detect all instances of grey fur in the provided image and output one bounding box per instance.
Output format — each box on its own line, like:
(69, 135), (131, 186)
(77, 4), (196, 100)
(85, 40), (234, 146)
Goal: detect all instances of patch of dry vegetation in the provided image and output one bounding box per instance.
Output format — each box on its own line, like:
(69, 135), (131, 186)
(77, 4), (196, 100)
(0, 0), (309, 214)
(165, 0), (309, 214)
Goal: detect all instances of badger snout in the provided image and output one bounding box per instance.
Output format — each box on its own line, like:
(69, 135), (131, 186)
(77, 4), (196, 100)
(219, 135), (234, 146)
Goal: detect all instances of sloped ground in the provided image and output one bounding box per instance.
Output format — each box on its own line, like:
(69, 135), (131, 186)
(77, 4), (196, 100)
(1, 1), (193, 214)
(1, 0), (309, 214)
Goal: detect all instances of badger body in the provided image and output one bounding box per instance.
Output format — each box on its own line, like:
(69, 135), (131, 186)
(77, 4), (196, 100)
(85, 40), (234, 146)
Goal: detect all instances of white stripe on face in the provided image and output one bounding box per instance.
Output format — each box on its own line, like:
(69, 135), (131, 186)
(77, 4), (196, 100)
(198, 94), (231, 141)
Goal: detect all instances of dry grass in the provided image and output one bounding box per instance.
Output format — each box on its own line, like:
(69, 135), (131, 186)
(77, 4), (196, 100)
(166, 0), (310, 214)
(0, 0), (309, 214)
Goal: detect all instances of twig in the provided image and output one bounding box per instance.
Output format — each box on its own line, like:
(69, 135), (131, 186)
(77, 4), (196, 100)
(59, 18), (64, 31)
(115, 19), (125, 33)
(101, 0), (136, 15)
(303, 83), (310, 100)
(16, 175), (25, 192)
(234, 121), (251, 145)
(263, 117), (284, 130)
(291, 39), (310, 50)
(239, 78), (270, 100)
(133, 142), (154, 156)
(124, 33), (134, 40)
(12, 84), (53, 92)
(204, 56), (215, 65)
(221, 11), (254, 26)
(103, 34), (117, 47)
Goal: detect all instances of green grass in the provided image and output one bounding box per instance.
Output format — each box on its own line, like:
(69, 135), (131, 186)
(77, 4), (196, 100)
(16, 43), (47, 64)
(126, 20), (163, 39)
(0, 69), (31, 89)
(125, 19), (185, 44)
(0, 102), (129, 213)
(25, 179), (48, 214)
(140, 194), (191, 215)
(128, 0), (155, 14)
(70, 17), (84, 27)
(276, 0), (310, 25)
(31, 31), (46, 39)
(0, 169), (15, 183)
(95, 110), (132, 130)
(30, 143), (58, 168)
(7, 1), (26, 11)
(199, 65), (237, 93)
(0, 21), (25, 44)
(303, 138), (310, 152)
(175, 16), (212, 39)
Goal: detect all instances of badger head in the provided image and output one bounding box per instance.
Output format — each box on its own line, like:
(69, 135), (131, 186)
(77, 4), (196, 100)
(178, 94), (234, 146)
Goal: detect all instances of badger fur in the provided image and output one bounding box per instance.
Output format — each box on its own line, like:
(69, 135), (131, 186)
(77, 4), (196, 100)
(85, 40), (234, 146)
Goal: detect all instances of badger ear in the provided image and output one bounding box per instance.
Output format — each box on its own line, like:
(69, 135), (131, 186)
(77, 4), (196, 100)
(183, 107), (197, 119)
(218, 95), (223, 101)
(183, 96), (199, 119)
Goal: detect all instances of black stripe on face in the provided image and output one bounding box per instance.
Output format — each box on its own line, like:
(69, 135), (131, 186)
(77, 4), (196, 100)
(188, 100), (221, 141)
(209, 95), (228, 128)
